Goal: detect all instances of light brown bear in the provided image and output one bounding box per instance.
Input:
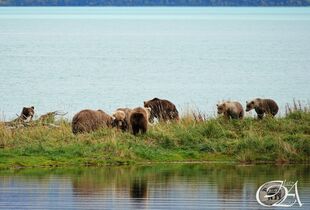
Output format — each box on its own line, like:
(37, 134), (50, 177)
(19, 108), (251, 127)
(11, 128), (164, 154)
(112, 108), (132, 131)
(72, 109), (113, 134)
(217, 101), (244, 119)
(246, 98), (279, 119)
(129, 107), (151, 135)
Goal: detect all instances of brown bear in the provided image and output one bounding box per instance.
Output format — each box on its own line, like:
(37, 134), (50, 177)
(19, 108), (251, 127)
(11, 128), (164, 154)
(7, 106), (35, 125)
(112, 108), (132, 131)
(72, 109), (113, 134)
(143, 98), (179, 122)
(19, 106), (35, 122)
(217, 101), (244, 119)
(246, 98), (279, 119)
(129, 107), (151, 135)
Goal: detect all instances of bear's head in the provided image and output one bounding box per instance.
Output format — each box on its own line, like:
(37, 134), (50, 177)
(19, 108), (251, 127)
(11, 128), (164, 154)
(21, 106), (35, 121)
(217, 102), (227, 115)
(246, 98), (261, 112)
(144, 98), (159, 104)
(143, 99), (157, 109)
(111, 110), (128, 130)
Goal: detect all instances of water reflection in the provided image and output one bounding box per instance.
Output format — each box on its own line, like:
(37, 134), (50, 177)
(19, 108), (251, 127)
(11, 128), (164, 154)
(0, 164), (309, 209)
(130, 178), (148, 200)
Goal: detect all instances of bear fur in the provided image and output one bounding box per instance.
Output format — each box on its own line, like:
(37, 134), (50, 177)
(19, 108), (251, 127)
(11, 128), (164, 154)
(129, 107), (151, 135)
(8, 106), (35, 124)
(217, 101), (244, 119)
(20, 106), (35, 122)
(112, 108), (132, 131)
(143, 97), (179, 122)
(72, 109), (113, 134)
(246, 98), (279, 119)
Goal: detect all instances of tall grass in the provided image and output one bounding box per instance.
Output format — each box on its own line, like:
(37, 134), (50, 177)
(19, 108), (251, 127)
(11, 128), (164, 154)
(0, 101), (309, 169)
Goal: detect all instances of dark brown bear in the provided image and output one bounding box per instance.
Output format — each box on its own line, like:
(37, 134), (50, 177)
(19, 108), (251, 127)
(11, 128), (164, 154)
(72, 109), (113, 134)
(129, 107), (151, 135)
(20, 106), (35, 122)
(3, 106), (35, 127)
(246, 98), (279, 119)
(143, 98), (179, 122)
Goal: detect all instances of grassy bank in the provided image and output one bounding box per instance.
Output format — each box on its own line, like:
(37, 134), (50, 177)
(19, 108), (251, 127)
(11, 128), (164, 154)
(0, 109), (309, 169)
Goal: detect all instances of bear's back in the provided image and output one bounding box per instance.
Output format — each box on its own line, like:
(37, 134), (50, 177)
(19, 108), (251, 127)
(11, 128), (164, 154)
(264, 99), (279, 115)
(72, 109), (112, 134)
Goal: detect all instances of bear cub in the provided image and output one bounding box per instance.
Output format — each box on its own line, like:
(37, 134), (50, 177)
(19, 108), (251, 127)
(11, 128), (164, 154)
(246, 98), (279, 119)
(217, 101), (244, 119)
(129, 107), (151, 135)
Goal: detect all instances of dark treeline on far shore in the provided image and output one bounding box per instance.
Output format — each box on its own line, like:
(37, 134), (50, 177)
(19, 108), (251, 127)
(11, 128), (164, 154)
(0, 0), (310, 6)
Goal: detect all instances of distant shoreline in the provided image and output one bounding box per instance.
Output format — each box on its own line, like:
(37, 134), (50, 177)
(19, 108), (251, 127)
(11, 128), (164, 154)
(0, 6), (310, 7)
(1, 0), (310, 7)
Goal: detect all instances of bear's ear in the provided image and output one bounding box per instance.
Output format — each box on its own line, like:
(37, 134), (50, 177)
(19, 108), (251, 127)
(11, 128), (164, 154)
(143, 101), (146, 105)
(31, 106), (34, 110)
(216, 104), (219, 107)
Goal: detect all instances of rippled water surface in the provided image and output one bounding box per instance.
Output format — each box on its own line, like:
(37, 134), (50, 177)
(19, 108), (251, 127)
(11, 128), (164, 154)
(0, 164), (309, 209)
(0, 7), (310, 119)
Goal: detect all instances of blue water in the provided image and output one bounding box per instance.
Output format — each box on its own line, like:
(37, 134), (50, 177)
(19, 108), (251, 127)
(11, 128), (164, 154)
(0, 164), (309, 210)
(0, 7), (310, 120)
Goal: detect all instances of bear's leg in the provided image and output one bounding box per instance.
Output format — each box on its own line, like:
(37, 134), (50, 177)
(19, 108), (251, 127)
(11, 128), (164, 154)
(222, 111), (228, 119)
(162, 113), (169, 122)
(223, 113), (229, 119)
(227, 110), (237, 119)
(132, 126), (139, 135)
(239, 111), (244, 119)
(257, 113), (264, 119)
(230, 113), (239, 119)
(141, 126), (147, 134)
(123, 121), (129, 132)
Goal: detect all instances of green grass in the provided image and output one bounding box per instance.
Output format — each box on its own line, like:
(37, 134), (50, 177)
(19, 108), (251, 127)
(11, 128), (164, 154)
(0, 109), (309, 169)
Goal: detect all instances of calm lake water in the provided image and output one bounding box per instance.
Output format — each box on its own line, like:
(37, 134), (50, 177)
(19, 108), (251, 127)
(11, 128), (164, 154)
(0, 164), (309, 209)
(0, 7), (310, 119)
